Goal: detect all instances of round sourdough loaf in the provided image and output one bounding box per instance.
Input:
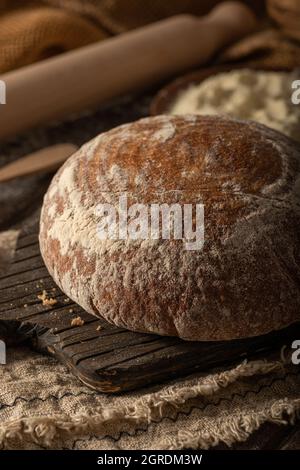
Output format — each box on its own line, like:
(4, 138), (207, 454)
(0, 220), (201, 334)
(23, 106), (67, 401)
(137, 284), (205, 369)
(39, 115), (300, 341)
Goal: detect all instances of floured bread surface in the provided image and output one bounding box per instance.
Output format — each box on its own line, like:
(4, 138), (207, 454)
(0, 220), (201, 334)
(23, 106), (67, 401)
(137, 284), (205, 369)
(39, 115), (300, 341)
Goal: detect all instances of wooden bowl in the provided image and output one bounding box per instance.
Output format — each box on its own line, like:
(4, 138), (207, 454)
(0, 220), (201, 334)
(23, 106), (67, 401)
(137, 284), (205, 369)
(150, 63), (290, 116)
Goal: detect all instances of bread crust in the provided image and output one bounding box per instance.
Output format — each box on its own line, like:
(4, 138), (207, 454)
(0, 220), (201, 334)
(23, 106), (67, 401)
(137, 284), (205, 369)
(39, 115), (300, 341)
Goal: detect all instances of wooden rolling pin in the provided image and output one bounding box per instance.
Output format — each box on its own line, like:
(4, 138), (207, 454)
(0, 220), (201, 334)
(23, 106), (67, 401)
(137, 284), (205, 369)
(0, 1), (256, 140)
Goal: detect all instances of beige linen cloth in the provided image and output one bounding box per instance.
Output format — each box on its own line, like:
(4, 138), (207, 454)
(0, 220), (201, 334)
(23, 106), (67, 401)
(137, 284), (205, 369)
(0, 231), (299, 450)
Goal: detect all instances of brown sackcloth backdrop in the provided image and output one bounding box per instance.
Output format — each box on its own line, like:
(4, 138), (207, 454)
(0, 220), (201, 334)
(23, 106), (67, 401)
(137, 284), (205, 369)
(0, 0), (300, 450)
(0, 0), (299, 73)
(0, 0), (292, 73)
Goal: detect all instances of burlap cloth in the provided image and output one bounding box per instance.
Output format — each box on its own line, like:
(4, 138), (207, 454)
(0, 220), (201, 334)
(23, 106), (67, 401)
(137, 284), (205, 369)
(0, 231), (299, 450)
(1, 0), (300, 73)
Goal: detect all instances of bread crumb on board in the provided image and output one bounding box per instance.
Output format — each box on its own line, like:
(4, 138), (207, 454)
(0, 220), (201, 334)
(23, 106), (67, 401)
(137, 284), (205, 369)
(96, 325), (102, 331)
(37, 290), (57, 307)
(71, 316), (84, 327)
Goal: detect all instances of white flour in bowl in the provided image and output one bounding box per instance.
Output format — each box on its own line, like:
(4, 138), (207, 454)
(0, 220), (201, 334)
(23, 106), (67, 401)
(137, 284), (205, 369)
(169, 69), (300, 142)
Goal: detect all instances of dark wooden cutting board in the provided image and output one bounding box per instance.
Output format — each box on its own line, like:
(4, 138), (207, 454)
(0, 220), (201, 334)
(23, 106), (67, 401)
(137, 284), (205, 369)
(0, 222), (298, 393)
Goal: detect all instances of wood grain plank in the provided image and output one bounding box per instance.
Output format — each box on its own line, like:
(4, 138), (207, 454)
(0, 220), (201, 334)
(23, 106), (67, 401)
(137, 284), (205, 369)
(0, 276), (58, 303)
(0, 266), (49, 288)
(57, 322), (119, 346)
(2, 256), (44, 276)
(64, 332), (162, 360)
(0, 293), (68, 314)
(76, 339), (177, 370)
(56, 317), (109, 335)
(16, 233), (39, 248)
(13, 244), (41, 262)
